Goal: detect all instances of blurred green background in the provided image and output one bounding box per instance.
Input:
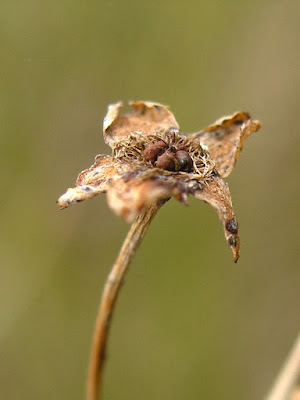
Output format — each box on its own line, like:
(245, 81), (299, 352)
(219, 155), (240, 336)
(1, 1), (299, 399)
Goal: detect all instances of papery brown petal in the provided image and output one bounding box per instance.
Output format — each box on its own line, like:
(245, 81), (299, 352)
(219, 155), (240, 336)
(57, 155), (119, 209)
(192, 112), (261, 178)
(103, 101), (180, 148)
(194, 175), (240, 262)
(107, 177), (171, 223)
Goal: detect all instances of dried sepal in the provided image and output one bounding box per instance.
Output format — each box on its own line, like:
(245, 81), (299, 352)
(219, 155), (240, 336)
(103, 101), (179, 148)
(194, 174), (240, 262)
(57, 155), (118, 209)
(107, 177), (171, 223)
(193, 112), (261, 178)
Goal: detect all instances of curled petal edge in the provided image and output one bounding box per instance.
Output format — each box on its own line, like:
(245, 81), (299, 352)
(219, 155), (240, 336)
(193, 111), (261, 178)
(57, 155), (118, 209)
(103, 101), (180, 148)
(194, 175), (240, 262)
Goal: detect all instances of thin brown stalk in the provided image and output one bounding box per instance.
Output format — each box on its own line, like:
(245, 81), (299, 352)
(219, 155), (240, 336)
(265, 333), (300, 400)
(86, 201), (162, 400)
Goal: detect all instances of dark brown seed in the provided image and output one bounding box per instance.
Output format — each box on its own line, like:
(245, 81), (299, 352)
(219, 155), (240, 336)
(226, 218), (238, 234)
(228, 236), (237, 247)
(156, 151), (176, 171)
(143, 140), (167, 163)
(175, 150), (193, 172)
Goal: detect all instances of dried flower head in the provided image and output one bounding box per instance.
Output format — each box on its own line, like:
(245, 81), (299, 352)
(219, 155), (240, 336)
(57, 101), (261, 262)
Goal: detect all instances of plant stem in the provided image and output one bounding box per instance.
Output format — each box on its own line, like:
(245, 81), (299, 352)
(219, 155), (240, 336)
(265, 333), (300, 400)
(86, 202), (162, 400)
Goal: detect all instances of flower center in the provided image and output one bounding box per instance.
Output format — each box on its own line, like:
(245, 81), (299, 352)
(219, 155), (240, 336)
(143, 141), (193, 172)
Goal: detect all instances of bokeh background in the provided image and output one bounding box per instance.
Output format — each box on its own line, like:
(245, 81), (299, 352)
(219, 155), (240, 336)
(1, 1), (299, 399)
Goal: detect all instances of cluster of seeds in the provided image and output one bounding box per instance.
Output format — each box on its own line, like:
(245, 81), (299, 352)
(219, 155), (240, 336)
(112, 129), (215, 179)
(143, 140), (193, 172)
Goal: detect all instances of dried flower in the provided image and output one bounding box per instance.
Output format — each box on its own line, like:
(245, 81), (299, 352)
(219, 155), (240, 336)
(57, 101), (261, 262)
(57, 101), (261, 400)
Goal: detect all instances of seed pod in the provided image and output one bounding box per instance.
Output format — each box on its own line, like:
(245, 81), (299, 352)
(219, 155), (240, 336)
(143, 140), (167, 163)
(156, 150), (177, 171)
(175, 150), (193, 172)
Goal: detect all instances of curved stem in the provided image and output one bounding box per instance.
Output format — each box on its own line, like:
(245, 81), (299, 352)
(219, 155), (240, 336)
(86, 202), (162, 400)
(265, 333), (300, 400)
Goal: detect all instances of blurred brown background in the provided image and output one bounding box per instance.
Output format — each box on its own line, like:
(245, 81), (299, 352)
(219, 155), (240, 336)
(1, 1), (299, 399)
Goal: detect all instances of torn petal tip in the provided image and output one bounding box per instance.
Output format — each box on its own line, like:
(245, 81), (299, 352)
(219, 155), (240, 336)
(57, 192), (71, 210)
(103, 101), (123, 134)
(234, 250), (240, 263)
(229, 236), (240, 263)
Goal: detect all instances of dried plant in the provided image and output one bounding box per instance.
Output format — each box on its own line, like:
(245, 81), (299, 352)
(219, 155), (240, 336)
(57, 101), (261, 400)
(265, 333), (300, 400)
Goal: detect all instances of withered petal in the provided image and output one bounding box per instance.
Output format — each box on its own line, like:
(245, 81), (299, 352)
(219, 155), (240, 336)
(103, 101), (180, 148)
(57, 155), (119, 209)
(194, 175), (240, 262)
(107, 177), (171, 223)
(58, 101), (261, 262)
(192, 112), (261, 178)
